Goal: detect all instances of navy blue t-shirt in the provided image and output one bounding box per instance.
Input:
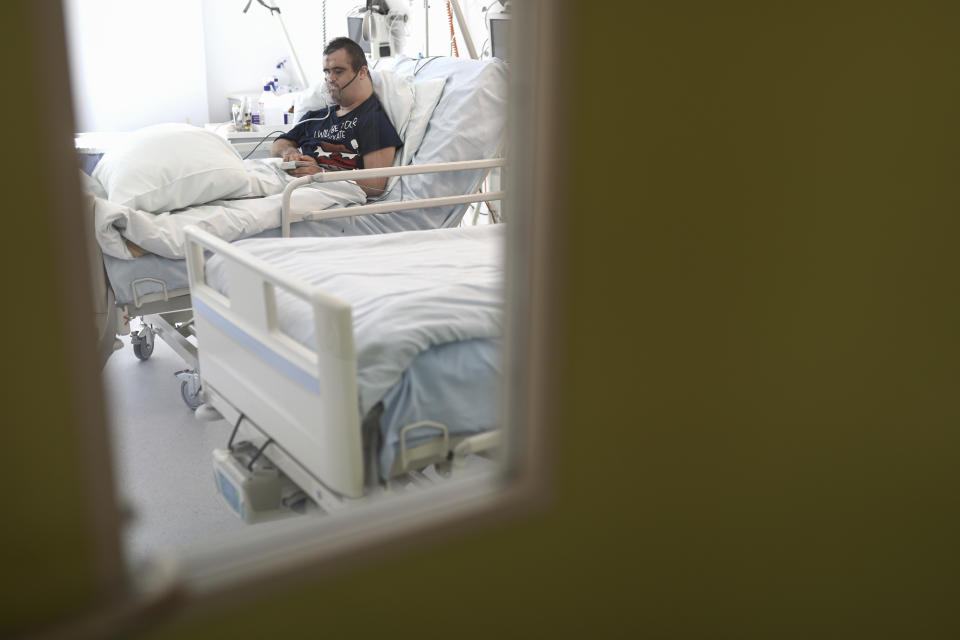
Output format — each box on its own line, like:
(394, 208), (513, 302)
(277, 94), (402, 171)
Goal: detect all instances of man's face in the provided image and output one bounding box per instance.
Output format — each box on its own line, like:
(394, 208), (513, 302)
(323, 49), (362, 105)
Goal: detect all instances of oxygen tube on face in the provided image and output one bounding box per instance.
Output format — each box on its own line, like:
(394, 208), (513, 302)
(335, 68), (362, 93)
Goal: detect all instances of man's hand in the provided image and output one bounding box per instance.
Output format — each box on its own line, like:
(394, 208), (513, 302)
(271, 138), (319, 175)
(286, 153), (323, 177)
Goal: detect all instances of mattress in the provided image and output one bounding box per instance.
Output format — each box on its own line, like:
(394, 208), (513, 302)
(375, 337), (501, 480)
(205, 224), (505, 480)
(104, 216), (417, 306)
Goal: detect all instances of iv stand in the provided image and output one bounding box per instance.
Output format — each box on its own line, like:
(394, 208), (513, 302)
(448, 0), (477, 59)
(246, 0), (311, 88)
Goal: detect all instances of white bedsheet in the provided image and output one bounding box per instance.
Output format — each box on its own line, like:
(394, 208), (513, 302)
(205, 224), (505, 415)
(93, 159), (366, 260)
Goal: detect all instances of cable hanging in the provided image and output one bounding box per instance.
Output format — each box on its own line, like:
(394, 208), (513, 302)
(243, 0), (280, 15)
(446, 1), (459, 57)
(322, 0), (327, 47)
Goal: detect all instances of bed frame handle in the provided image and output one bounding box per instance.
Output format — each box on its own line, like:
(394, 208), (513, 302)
(398, 421), (450, 472)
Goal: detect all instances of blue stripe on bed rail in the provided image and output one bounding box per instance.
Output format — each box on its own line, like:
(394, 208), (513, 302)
(193, 297), (321, 395)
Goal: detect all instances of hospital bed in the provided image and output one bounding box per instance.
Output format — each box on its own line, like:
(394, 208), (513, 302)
(85, 56), (507, 407)
(183, 221), (505, 517)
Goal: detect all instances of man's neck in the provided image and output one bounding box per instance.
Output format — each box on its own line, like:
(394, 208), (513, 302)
(337, 87), (373, 116)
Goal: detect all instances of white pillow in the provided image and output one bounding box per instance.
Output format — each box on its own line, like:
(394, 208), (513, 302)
(92, 123), (250, 212)
(397, 77), (445, 165)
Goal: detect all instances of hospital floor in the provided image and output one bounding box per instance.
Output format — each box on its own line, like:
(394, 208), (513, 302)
(103, 320), (497, 568)
(102, 327), (289, 566)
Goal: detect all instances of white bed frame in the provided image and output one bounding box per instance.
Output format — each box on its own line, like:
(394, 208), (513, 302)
(116, 158), (504, 408)
(183, 160), (505, 511)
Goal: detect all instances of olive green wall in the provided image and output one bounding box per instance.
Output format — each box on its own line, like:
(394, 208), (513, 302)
(0, 3), (106, 635)
(4, 1), (959, 638)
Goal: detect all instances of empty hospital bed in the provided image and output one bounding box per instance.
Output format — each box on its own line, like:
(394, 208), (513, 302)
(184, 222), (505, 518)
(83, 56), (507, 407)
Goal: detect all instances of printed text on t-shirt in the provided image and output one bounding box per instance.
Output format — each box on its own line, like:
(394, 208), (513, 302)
(313, 116), (360, 142)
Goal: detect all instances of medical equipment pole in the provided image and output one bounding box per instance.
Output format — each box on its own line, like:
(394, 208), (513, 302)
(449, 0), (477, 59)
(266, 1), (310, 88)
(424, 0), (429, 57)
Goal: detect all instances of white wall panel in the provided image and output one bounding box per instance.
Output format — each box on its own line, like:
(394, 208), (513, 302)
(64, 0), (210, 132)
(63, 0), (501, 131)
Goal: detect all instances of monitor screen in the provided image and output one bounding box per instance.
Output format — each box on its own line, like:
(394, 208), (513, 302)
(490, 17), (510, 61)
(347, 16), (372, 53)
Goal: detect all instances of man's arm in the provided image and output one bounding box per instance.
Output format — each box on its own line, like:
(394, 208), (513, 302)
(270, 137), (301, 160)
(356, 146), (396, 197)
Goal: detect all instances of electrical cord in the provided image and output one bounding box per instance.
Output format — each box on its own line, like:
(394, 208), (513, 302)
(241, 128), (292, 159)
(240, 111), (334, 159)
(446, 1), (459, 57)
(414, 56), (441, 76)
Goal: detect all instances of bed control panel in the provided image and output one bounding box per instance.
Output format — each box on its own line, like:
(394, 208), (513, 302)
(212, 445), (313, 523)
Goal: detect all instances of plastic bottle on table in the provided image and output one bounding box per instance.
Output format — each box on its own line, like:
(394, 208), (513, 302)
(258, 84), (275, 126)
(241, 96), (252, 131)
(251, 88), (263, 126)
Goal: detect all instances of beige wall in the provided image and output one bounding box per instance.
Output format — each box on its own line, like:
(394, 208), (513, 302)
(3, 1), (959, 637)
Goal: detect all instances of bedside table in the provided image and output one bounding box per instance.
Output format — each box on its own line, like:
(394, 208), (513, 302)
(204, 122), (294, 159)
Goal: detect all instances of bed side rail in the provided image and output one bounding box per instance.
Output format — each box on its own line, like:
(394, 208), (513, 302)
(184, 226), (350, 321)
(281, 158), (507, 236)
(183, 225), (365, 499)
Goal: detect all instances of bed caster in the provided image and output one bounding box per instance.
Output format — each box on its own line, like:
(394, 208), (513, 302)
(131, 325), (155, 360)
(174, 369), (203, 410)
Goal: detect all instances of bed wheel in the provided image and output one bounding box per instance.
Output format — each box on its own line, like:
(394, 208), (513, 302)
(175, 370), (203, 410)
(131, 325), (155, 360)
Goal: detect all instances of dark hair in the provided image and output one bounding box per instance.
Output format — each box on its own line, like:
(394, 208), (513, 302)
(323, 37), (368, 73)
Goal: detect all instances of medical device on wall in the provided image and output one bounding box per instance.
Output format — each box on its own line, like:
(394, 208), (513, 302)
(486, 1), (510, 61)
(348, 1), (408, 61)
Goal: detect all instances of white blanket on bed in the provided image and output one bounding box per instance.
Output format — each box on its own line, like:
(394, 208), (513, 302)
(91, 159), (366, 260)
(205, 224), (504, 415)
